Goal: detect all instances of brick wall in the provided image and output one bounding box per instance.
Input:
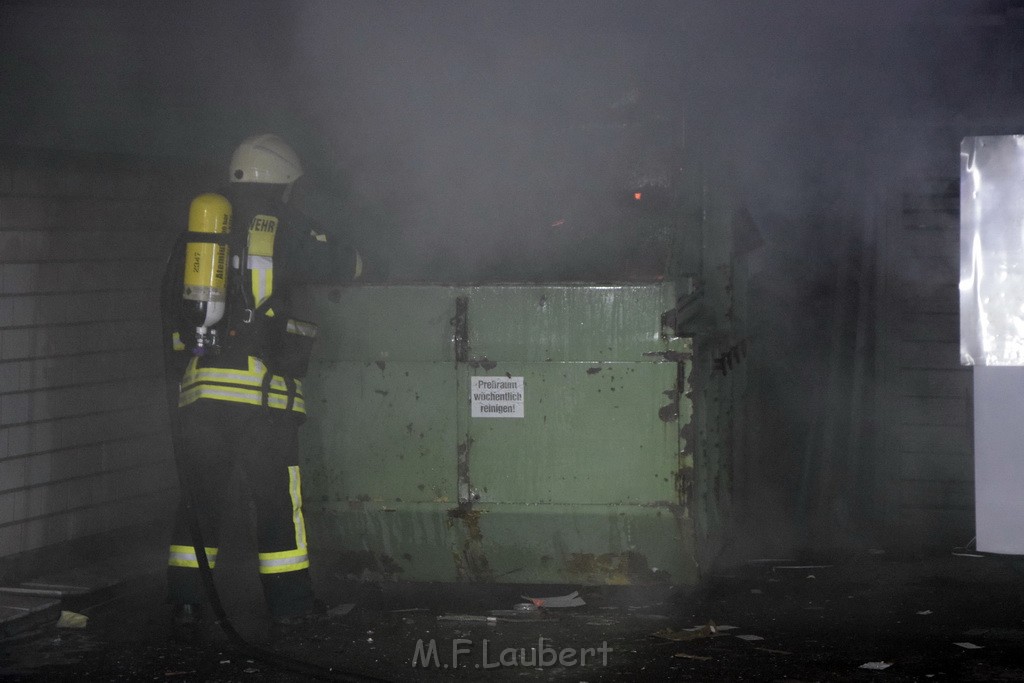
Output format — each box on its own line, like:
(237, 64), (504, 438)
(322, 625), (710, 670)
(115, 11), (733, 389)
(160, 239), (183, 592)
(0, 149), (207, 569)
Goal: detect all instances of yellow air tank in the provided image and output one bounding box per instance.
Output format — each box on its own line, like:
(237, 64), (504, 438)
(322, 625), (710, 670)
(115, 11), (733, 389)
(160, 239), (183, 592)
(182, 193), (231, 354)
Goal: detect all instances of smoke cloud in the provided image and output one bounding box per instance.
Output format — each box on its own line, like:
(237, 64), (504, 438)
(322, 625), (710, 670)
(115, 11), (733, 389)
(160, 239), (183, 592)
(4, 0), (1024, 556)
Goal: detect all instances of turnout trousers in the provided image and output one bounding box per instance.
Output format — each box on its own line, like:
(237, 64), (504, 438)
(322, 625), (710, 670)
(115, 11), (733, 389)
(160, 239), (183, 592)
(166, 399), (314, 620)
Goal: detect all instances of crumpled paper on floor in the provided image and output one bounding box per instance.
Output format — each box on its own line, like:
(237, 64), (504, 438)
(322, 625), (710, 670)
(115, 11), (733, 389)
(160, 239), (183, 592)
(56, 611), (88, 629)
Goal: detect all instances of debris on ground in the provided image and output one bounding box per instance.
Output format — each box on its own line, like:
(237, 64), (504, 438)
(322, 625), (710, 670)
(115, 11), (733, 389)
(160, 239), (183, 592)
(5, 553), (1024, 681)
(745, 559), (798, 564)
(859, 661), (893, 670)
(55, 611), (88, 629)
(487, 609), (555, 620)
(962, 627), (1024, 641)
(487, 601), (558, 620)
(672, 652), (712, 660)
(327, 603), (355, 617)
(437, 614), (498, 624)
(522, 590), (585, 608)
(771, 565), (833, 572)
(652, 622), (717, 641)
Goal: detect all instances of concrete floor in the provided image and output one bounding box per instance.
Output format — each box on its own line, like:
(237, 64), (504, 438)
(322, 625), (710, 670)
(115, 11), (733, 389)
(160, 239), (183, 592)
(2, 550), (1024, 682)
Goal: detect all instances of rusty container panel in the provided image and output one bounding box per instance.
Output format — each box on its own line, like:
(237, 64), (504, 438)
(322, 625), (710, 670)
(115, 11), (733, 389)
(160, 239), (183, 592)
(296, 283), (700, 585)
(463, 361), (679, 505)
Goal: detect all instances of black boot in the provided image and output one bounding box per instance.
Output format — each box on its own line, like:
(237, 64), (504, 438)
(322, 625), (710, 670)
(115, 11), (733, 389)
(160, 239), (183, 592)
(269, 598), (328, 640)
(170, 603), (204, 642)
(172, 603), (203, 626)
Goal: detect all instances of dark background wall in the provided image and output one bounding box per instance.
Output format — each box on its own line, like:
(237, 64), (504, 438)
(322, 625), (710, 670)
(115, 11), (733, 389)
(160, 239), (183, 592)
(3, 1), (1024, 567)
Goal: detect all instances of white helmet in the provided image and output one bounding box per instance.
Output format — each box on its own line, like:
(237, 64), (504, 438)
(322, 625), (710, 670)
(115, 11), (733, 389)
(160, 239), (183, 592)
(229, 134), (303, 184)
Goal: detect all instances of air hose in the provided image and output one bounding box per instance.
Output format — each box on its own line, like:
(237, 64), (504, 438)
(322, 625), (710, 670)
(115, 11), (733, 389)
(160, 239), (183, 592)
(160, 234), (387, 683)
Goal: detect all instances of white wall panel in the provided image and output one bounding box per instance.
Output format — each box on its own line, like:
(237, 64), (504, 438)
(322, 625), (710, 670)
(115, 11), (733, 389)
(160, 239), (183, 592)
(876, 180), (974, 548)
(0, 149), (201, 564)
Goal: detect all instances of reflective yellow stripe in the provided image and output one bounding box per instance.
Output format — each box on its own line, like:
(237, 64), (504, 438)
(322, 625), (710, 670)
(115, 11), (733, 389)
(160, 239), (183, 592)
(168, 544), (218, 569)
(182, 356), (255, 386)
(289, 465), (307, 553)
(180, 356), (303, 393)
(257, 554), (310, 574)
(246, 214), (274, 306)
(256, 466), (309, 575)
(178, 384), (306, 412)
(252, 264), (272, 308)
(247, 255), (273, 269)
(183, 362), (298, 392)
(354, 250), (363, 279)
(185, 366), (269, 387)
(179, 356), (305, 412)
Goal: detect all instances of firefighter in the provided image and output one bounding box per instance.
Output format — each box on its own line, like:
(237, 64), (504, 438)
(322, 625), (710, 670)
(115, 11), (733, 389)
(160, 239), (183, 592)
(162, 134), (363, 630)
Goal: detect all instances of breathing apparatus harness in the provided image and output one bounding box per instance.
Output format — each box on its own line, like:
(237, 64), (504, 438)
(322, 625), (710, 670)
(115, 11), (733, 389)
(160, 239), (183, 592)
(223, 212), (299, 413)
(178, 190), (307, 413)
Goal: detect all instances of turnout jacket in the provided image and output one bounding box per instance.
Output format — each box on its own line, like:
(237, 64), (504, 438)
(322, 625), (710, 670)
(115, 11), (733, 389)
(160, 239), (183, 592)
(163, 184), (362, 417)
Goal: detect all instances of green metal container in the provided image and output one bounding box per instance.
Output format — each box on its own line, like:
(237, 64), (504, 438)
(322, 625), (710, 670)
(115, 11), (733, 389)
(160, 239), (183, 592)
(296, 281), (712, 586)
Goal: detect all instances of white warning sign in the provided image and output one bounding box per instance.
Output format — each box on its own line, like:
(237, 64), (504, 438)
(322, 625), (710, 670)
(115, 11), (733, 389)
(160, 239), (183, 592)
(471, 376), (524, 418)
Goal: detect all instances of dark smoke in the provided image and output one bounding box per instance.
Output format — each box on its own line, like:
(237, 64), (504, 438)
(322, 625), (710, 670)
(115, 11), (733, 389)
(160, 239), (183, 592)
(4, 0), (1024, 558)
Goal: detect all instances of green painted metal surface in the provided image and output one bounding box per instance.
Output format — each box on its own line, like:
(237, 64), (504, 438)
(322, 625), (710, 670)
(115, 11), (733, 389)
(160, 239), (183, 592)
(297, 283), (701, 585)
